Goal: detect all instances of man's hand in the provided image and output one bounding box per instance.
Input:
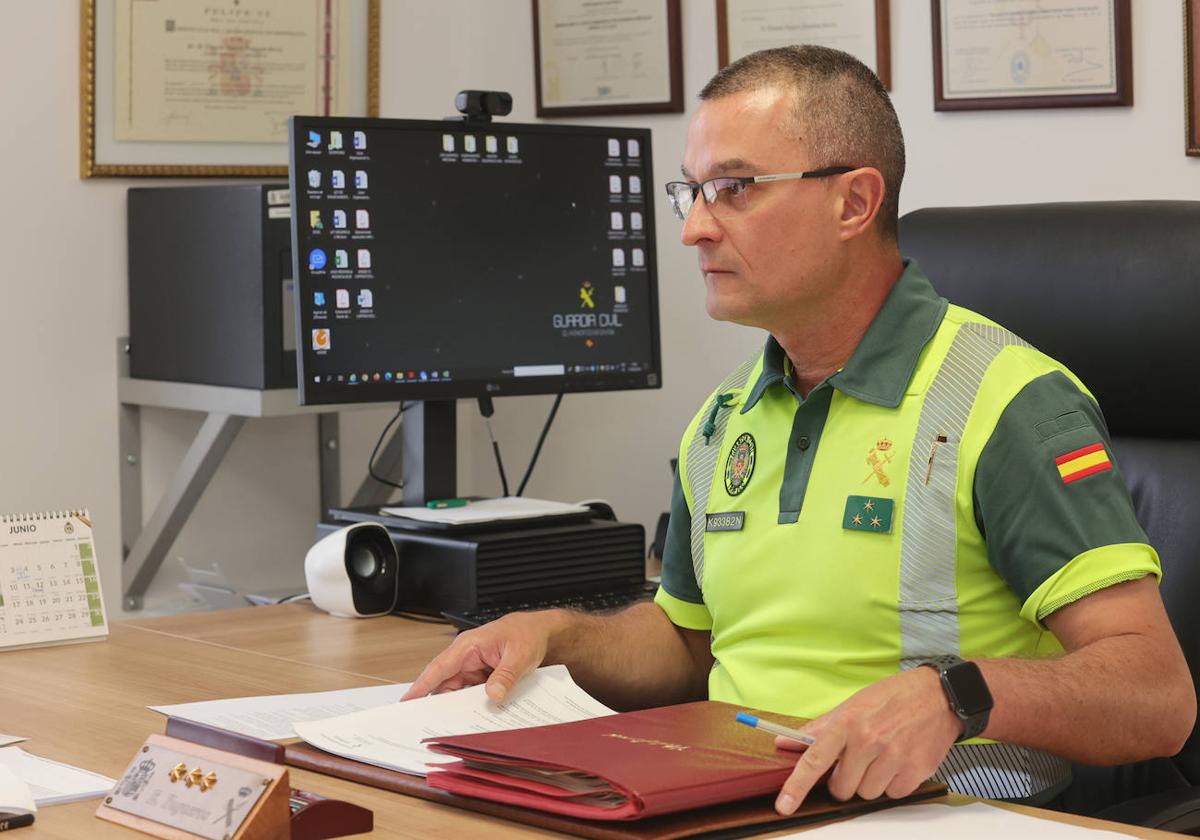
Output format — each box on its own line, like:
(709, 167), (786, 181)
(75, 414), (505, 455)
(401, 610), (567, 703)
(773, 666), (959, 815)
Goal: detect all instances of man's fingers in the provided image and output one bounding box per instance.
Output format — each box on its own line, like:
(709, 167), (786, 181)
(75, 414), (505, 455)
(401, 642), (475, 700)
(776, 726), (846, 815)
(483, 645), (537, 703)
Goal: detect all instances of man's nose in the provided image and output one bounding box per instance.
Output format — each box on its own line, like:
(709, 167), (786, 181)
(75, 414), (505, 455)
(681, 195), (721, 246)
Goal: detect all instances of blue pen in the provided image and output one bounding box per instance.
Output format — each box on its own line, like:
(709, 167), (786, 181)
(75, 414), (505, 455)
(736, 712), (816, 746)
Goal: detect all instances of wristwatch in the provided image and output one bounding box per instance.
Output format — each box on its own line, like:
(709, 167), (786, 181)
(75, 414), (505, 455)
(920, 655), (993, 742)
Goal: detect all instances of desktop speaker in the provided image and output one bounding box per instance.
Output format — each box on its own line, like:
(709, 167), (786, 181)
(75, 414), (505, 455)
(304, 523), (399, 618)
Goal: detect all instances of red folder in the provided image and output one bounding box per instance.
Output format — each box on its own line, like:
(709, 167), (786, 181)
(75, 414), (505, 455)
(425, 700), (828, 821)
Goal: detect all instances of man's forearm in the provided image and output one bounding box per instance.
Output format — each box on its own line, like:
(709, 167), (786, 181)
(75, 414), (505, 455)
(980, 634), (1194, 765)
(542, 602), (710, 711)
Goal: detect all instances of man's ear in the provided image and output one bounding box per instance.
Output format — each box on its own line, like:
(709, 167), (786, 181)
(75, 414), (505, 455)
(834, 168), (886, 241)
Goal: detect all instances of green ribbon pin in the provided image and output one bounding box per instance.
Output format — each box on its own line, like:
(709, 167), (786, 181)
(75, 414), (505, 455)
(842, 495), (894, 534)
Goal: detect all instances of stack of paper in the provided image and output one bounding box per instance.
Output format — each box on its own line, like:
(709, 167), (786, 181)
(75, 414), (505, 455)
(0, 763), (35, 829)
(0, 747), (114, 806)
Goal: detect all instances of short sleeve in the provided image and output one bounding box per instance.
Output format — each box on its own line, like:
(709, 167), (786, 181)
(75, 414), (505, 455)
(654, 469), (713, 630)
(973, 371), (1160, 622)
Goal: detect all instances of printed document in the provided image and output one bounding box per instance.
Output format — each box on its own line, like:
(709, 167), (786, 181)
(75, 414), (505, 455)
(0, 747), (114, 806)
(380, 496), (589, 526)
(0, 735), (25, 748)
(149, 682), (411, 741)
(783, 802), (1131, 838)
(294, 665), (615, 776)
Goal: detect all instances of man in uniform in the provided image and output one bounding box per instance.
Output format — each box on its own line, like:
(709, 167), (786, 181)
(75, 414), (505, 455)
(403, 46), (1194, 811)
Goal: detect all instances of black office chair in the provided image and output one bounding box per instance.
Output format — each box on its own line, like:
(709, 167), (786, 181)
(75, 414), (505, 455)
(900, 201), (1200, 833)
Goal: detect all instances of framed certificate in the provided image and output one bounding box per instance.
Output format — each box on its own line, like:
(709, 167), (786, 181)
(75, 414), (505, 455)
(80, 0), (380, 177)
(533, 0), (684, 116)
(1188, 0), (1200, 155)
(932, 0), (1132, 111)
(716, 0), (891, 89)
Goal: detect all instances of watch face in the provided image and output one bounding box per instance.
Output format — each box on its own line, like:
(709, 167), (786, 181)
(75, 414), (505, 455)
(945, 661), (993, 715)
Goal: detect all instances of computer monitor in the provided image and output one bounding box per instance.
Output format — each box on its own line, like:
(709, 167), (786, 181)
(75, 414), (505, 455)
(287, 115), (662, 407)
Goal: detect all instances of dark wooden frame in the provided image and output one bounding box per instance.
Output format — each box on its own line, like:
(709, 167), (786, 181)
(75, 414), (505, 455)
(1188, 0), (1200, 155)
(715, 0), (891, 90)
(932, 0), (1132, 111)
(532, 0), (684, 116)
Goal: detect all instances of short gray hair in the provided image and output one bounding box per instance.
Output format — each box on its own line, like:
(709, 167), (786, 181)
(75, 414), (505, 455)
(700, 45), (905, 240)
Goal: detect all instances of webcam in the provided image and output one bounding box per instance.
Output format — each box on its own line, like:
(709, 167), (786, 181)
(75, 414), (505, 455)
(304, 523), (399, 618)
(452, 90), (513, 124)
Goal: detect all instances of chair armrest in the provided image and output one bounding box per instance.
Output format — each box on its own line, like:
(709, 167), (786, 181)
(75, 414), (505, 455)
(1095, 786), (1200, 835)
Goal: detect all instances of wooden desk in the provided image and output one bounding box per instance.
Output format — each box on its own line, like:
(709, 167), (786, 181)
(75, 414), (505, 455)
(6, 606), (1184, 838)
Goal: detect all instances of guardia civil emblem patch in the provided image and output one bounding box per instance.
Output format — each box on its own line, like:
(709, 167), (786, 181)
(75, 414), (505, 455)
(724, 433), (756, 496)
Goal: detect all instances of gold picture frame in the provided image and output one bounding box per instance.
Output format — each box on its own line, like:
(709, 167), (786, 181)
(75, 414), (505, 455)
(80, 0), (380, 178)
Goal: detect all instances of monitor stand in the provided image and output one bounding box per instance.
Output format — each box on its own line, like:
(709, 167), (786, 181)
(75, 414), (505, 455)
(401, 399), (457, 505)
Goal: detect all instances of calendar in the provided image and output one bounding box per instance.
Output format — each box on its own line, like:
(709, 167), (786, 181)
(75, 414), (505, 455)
(0, 510), (108, 651)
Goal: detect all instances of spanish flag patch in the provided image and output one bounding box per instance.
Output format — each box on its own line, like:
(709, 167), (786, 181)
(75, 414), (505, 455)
(1055, 442), (1113, 484)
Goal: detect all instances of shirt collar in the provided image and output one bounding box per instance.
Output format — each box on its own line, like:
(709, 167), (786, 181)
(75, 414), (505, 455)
(741, 259), (948, 412)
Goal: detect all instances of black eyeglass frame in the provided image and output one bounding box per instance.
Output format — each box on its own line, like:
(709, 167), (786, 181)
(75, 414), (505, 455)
(663, 166), (855, 220)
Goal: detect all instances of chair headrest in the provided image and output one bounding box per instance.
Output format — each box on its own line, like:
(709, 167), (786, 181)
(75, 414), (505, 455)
(899, 202), (1200, 439)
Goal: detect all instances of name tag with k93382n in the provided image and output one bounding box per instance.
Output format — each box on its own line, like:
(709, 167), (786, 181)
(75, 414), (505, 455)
(705, 512), (745, 532)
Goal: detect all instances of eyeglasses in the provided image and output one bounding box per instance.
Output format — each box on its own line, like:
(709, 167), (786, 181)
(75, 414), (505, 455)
(663, 166), (854, 221)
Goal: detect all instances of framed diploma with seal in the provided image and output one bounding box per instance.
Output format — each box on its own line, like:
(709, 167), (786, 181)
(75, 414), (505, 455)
(932, 0), (1132, 111)
(1188, 0), (1200, 155)
(533, 0), (684, 116)
(80, 0), (380, 177)
(716, 0), (891, 89)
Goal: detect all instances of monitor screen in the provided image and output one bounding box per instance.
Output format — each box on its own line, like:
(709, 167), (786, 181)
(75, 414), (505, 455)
(288, 116), (662, 406)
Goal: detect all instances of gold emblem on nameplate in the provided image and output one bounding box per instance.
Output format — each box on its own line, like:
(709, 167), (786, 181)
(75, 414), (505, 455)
(863, 438), (895, 487)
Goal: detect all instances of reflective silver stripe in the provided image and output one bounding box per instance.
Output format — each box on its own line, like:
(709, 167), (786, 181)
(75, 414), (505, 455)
(936, 742), (1071, 802)
(901, 323), (1068, 800)
(899, 323), (1027, 666)
(686, 355), (758, 594)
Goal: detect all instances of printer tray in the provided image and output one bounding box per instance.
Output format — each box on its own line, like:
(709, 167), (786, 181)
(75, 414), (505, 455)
(327, 504), (594, 534)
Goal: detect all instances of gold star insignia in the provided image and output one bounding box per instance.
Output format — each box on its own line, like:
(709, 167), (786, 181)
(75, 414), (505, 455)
(863, 499), (875, 512)
(852, 513), (863, 525)
(870, 516), (882, 528)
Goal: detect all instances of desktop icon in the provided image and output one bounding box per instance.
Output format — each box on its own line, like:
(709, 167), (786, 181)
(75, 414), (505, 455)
(629, 175), (642, 193)
(306, 130), (321, 148)
(329, 130), (343, 150)
(356, 248), (371, 269)
(464, 135), (477, 153)
(307, 169), (321, 188)
(419, 371), (429, 381)
(309, 210), (323, 231)
(609, 175), (622, 193)
(349, 374), (358, 383)
(308, 248), (327, 270)
(354, 170), (368, 189)
(332, 209), (347, 229)
(614, 285), (627, 303)
(353, 130), (367, 150)
(442, 134), (455, 152)
(334, 249), (349, 269)
(331, 170), (346, 189)
(311, 328), (330, 350)
(357, 288), (373, 307)
(372, 373), (381, 381)
(506, 136), (519, 154)
(611, 248), (625, 268)
(610, 211), (624, 231)
(335, 289), (350, 309)
(485, 135), (498, 154)
(443, 370), (450, 379)
(385, 372), (393, 381)
(431, 371), (439, 379)
(630, 211), (643, 231)
(631, 247), (645, 267)
(355, 209), (370, 229)
(313, 291), (326, 306)
(627, 138), (640, 157)
(607, 138), (620, 157)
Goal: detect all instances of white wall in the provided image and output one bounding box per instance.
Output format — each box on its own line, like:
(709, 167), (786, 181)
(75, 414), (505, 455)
(1, 2), (1195, 619)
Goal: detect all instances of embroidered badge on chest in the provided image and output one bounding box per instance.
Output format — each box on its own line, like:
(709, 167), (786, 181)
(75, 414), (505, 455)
(863, 437), (895, 487)
(724, 432), (756, 496)
(842, 495), (895, 534)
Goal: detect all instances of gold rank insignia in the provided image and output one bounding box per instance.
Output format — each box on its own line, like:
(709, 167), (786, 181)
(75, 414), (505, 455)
(842, 495), (894, 534)
(863, 437), (894, 487)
